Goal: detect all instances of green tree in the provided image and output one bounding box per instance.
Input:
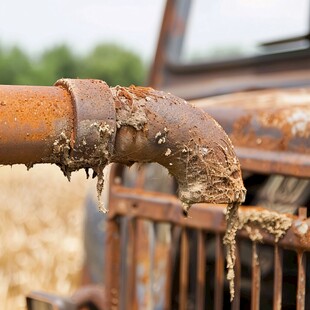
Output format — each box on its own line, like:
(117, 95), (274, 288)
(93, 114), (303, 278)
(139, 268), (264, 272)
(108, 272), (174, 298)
(0, 46), (32, 85)
(81, 43), (145, 86)
(32, 45), (80, 85)
(0, 42), (146, 87)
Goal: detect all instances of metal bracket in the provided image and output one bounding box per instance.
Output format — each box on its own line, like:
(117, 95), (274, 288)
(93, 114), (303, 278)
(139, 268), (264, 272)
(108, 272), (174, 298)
(55, 79), (116, 166)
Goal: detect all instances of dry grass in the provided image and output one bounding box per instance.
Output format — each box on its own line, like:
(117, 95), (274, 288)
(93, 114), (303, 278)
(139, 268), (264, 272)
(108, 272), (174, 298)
(0, 164), (91, 309)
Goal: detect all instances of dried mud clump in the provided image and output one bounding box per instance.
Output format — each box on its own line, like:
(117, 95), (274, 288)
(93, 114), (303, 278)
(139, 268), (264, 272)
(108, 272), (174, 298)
(52, 124), (115, 213)
(238, 208), (293, 242)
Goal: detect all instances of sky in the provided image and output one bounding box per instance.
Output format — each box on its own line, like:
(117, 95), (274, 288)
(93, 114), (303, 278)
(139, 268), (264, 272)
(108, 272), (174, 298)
(0, 0), (308, 63)
(183, 0), (309, 61)
(0, 0), (165, 60)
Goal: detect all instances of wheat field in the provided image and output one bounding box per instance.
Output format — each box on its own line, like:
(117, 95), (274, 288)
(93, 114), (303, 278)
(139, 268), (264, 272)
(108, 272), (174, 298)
(0, 164), (94, 309)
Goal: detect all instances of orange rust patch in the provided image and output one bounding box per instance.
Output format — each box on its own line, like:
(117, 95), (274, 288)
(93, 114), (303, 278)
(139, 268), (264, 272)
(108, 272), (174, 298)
(128, 85), (154, 99)
(0, 85), (73, 164)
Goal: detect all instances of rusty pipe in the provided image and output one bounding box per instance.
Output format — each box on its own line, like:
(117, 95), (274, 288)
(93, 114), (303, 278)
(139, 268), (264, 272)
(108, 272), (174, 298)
(0, 79), (245, 299)
(0, 79), (246, 207)
(110, 85), (246, 209)
(0, 85), (73, 167)
(105, 83), (246, 299)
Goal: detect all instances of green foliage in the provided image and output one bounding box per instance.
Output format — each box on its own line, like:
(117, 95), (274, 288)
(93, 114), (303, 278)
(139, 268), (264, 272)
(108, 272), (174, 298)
(80, 44), (146, 86)
(0, 46), (32, 85)
(0, 43), (146, 86)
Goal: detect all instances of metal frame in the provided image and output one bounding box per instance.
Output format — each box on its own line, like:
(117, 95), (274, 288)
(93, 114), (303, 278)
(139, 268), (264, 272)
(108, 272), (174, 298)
(149, 0), (310, 99)
(104, 164), (310, 309)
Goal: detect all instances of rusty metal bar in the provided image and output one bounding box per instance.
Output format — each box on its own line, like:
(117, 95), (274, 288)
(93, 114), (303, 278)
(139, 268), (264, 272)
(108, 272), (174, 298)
(251, 242), (261, 310)
(196, 230), (205, 310)
(149, 0), (191, 88)
(273, 245), (283, 310)
(236, 147), (310, 178)
(0, 80), (245, 211)
(0, 85), (73, 165)
(163, 228), (172, 309)
(231, 242), (241, 310)
(0, 79), (118, 181)
(194, 89), (310, 179)
(296, 251), (306, 310)
(163, 242), (173, 310)
(163, 226), (179, 310)
(298, 207), (308, 220)
(214, 233), (224, 310)
(108, 186), (310, 252)
(179, 228), (189, 310)
(104, 219), (121, 310)
(125, 218), (138, 310)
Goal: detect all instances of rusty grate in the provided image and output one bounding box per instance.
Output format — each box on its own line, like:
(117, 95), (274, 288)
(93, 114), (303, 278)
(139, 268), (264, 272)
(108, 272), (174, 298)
(104, 164), (309, 310)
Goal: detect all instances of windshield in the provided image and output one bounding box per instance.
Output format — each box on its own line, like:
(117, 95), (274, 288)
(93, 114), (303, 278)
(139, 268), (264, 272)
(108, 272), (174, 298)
(180, 0), (310, 63)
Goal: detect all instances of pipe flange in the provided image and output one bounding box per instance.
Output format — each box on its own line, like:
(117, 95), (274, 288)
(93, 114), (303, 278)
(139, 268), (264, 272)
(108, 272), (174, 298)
(55, 79), (116, 170)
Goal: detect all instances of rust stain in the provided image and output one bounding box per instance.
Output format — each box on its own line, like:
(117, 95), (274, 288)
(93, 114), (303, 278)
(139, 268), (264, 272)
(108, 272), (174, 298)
(127, 85), (154, 99)
(0, 85), (73, 164)
(192, 88), (310, 155)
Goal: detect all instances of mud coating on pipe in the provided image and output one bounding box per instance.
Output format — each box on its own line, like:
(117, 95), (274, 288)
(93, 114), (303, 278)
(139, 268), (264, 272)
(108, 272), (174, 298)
(54, 81), (246, 299)
(110, 85), (246, 299)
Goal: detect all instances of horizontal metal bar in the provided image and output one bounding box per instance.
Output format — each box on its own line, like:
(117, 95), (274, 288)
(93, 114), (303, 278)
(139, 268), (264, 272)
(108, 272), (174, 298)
(109, 186), (310, 251)
(236, 147), (310, 178)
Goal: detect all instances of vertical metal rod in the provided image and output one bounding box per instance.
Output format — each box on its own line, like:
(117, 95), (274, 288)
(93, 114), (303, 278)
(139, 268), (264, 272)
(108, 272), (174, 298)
(148, 222), (155, 310)
(251, 242), (261, 310)
(104, 219), (121, 310)
(179, 228), (189, 310)
(164, 226), (178, 310)
(163, 244), (173, 309)
(297, 251), (306, 310)
(214, 234), (224, 310)
(196, 230), (206, 310)
(231, 242), (241, 310)
(273, 245), (283, 310)
(126, 218), (138, 310)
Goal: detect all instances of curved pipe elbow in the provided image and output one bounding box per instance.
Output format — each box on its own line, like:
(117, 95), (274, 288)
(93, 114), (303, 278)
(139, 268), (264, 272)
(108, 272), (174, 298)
(52, 79), (246, 209)
(110, 85), (246, 208)
(0, 79), (245, 209)
(0, 79), (245, 299)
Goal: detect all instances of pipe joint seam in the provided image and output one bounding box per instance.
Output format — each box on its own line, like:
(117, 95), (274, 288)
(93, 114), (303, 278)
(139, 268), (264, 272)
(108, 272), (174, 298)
(54, 79), (116, 176)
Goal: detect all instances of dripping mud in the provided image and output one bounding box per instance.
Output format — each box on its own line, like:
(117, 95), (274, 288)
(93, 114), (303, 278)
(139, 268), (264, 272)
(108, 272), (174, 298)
(223, 207), (293, 299)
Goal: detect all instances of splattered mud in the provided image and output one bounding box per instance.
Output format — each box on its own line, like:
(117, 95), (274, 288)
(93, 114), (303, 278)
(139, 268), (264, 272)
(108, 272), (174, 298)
(238, 208), (293, 242)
